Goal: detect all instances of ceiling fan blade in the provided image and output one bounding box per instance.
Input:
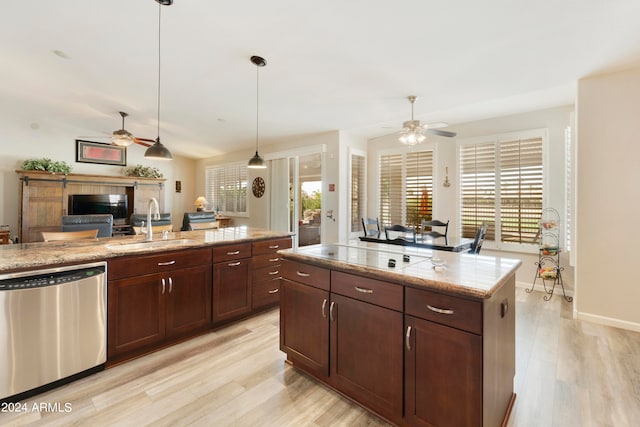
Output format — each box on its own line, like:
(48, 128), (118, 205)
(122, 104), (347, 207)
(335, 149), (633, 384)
(427, 129), (457, 138)
(133, 137), (153, 147)
(423, 122), (448, 129)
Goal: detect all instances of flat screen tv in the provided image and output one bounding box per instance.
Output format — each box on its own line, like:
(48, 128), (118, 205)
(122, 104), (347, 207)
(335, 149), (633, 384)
(69, 194), (129, 222)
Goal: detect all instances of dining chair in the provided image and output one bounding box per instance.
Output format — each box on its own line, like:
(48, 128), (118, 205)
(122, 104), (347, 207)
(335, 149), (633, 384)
(384, 224), (416, 244)
(132, 224), (174, 235)
(61, 214), (113, 237)
(189, 221), (219, 230)
(421, 219), (449, 244)
(469, 224), (488, 254)
(41, 229), (98, 242)
(361, 218), (381, 238)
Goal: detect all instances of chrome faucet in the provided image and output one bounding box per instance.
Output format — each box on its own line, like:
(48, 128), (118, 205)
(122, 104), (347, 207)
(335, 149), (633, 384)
(145, 197), (160, 241)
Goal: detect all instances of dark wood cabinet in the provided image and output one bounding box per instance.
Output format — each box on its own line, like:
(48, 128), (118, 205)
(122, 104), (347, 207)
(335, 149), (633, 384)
(404, 315), (482, 427)
(107, 248), (212, 364)
(213, 243), (252, 323)
(329, 293), (403, 421)
(251, 237), (292, 310)
(280, 278), (330, 378)
(280, 256), (516, 427)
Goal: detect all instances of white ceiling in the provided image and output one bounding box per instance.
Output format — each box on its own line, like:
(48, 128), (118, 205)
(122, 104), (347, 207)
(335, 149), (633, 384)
(2, 0), (640, 159)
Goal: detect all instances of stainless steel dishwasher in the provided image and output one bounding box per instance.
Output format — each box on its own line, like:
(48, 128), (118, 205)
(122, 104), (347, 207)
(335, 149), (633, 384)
(0, 261), (107, 402)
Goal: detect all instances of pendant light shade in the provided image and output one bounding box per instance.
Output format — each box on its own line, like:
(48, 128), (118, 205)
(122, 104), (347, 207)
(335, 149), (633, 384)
(145, 0), (173, 161)
(248, 55), (267, 169)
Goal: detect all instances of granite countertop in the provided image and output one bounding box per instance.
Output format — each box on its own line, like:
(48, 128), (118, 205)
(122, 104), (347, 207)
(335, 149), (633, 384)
(0, 227), (292, 273)
(279, 241), (522, 299)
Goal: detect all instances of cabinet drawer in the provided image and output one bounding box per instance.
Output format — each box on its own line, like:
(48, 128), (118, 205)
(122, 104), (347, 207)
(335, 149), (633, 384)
(252, 279), (281, 308)
(331, 271), (403, 311)
(253, 264), (281, 283)
(213, 243), (252, 262)
(253, 237), (292, 255)
(405, 287), (482, 335)
(108, 248), (212, 280)
(252, 253), (283, 269)
(281, 259), (330, 291)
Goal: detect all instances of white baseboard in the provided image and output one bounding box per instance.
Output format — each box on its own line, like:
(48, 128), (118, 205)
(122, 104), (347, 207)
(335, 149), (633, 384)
(515, 280), (574, 297)
(575, 312), (640, 333)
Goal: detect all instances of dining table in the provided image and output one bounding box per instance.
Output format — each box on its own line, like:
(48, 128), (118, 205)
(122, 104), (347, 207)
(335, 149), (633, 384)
(359, 235), (473, 252)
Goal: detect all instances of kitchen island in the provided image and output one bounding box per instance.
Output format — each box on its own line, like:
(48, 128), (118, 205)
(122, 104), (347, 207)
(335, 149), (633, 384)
(279, 242), (521, 427)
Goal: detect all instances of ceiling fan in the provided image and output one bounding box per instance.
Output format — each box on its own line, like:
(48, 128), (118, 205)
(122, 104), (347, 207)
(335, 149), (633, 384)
(397, 95), (456, 145)
(79, 111), (155, 148)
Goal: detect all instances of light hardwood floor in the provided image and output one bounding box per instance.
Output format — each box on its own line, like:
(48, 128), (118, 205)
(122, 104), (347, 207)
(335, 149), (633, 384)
(1, 288), (639, 426)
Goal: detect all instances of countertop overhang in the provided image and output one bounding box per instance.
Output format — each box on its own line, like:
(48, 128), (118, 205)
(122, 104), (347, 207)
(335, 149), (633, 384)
(279, 241), (522, 299)
(0, 227), (292, 273)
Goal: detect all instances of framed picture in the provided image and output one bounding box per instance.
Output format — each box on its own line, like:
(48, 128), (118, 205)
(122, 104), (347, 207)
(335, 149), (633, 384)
(76, 139), (126, 166)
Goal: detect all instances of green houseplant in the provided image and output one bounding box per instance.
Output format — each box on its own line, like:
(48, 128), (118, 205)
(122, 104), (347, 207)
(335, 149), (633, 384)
(122, 164), (164, 179)
(21, 158), (72, 174)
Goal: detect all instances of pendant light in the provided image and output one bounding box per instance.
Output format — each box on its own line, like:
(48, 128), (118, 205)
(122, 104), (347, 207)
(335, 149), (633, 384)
(145, 0), (173, 160)
(248, 55), (267, 169)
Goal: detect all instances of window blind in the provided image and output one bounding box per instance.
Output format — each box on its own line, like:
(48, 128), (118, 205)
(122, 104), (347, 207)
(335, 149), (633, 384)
(205, 163), (248, 214)
(379, 153), (404, 227)
(350, 154), (365, 233)
(460, 142), (496, 240)
(379, 150), (433, 228)
(499, 137), (543, 243)
(405, 151), (433, 228)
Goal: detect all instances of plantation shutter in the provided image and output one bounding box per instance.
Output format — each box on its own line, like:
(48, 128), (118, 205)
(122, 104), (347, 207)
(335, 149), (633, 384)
(350, 154), (366, 233)
(460, 143), (496, 240)
(499, 137), (543, 243)
(205, 164), (247, 214)
(379, 153), (403, 227)
(405, 151), (433, 227)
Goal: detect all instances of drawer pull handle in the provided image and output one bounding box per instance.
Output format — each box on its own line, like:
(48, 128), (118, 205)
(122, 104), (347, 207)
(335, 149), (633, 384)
(427, 304), (454, 315)
(355, 286), (373, 294)
(268, 257), (280, 262)
(161, 278), (166, 295)
(322, 299), (327, 318)
(228, 261), (241, 267)
(157, 260), (176, 266)
(268, 270), (280, 275)
(406, 326), (412, 351)
(227, 250), (241, 255)
(296, 271), (310, 277)
(329, 301), (336, 322)
(168, 277), (173, 293)
(268, 288), (279, 294)
(268, 245), (279, 249)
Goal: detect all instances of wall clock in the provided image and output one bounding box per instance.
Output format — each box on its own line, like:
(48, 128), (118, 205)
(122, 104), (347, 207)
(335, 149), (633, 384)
(252, 176), (265, 198)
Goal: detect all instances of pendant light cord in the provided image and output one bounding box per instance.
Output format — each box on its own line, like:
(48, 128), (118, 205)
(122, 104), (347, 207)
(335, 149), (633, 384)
(255, 64), (260, 152)
(156, 2), (162, 141)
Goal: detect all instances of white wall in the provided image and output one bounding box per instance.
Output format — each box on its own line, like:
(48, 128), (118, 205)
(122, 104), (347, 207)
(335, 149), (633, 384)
(366, 105), (574, 287)
(576, 67), (640, 331)
(0, 115), (198, 237)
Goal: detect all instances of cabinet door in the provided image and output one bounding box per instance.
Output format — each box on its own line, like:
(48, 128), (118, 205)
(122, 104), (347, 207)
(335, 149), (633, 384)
(405, 315), (482, 427)
(166, 265), (212, 337)
(108, 274), (165, 360)
(329, 293), (403, 421)
(21, 180), (66, 242)
(213, 258), (251, 322)
(280, 278), (330, 378)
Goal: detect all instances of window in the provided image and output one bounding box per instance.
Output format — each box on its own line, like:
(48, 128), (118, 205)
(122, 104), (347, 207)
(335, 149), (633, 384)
(350, 153), (365, 233)
(379, 149), (433, 228)
(460, 130), (544, 247)
(205, 163), (247, 215)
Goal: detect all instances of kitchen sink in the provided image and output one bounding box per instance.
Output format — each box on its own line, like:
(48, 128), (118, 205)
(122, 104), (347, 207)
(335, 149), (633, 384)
(105, 239), (197, 252)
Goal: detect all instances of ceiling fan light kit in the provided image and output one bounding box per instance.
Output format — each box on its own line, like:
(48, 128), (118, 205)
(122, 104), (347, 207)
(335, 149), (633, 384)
(144, 0), (173, 160)
(398, 95), (456, 145)
(248, 55), (267, 169)
(111, 111), (135, 146)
